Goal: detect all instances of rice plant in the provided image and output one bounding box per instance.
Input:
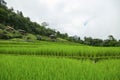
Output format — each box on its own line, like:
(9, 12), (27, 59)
(0, 55), (119, 80)
(0, 40), (120, 59)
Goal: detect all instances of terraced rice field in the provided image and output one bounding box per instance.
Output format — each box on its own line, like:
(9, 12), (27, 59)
(0, 40), (120, 58)
(0, 40), (120, 80)
(0, 55), (120, 80)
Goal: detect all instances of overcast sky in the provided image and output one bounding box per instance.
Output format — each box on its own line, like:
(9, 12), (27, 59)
(5, 0), (120, 39)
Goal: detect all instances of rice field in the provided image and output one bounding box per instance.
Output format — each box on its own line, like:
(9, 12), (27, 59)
(0, 40), (120, 80)
(0, 55), (120, 80)
(0, 40), (120, 59)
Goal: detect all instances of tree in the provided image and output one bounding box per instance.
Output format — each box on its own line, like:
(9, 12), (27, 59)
(0, 8), (8, 24)
(84, 37), (92, 45)
(102, 35), (117, 47)
(41, 22), (49, 27)
(0, 0), (6, 6)
(56, 31), (60, 37)
(17, 10), (23, 17)
(92, 39), (103, 46)
(108, 35), (115, 41)
(9, 7), (14, 12)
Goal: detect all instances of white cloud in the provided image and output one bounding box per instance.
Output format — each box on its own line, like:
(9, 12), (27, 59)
(5, 0), (120, 39)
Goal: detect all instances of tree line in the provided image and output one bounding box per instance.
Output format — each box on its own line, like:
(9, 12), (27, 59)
(68, 35), (120, 47)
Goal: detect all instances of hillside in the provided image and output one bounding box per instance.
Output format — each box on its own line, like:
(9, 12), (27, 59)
(0, 0), (68, 41)
(0, 0), (120, 46)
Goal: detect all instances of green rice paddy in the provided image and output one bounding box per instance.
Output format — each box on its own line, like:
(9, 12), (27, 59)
(0, 40), (120, 80)
(0, 55), (120, 80)
(0, 40), (120, 58)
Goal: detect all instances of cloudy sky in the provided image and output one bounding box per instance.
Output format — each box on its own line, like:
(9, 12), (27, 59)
(5, 0), (120, 39)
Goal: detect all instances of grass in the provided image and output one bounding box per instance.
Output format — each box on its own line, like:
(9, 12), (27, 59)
(0, 40), (120, 80)
(0, 54), (120, 80)
(0, 40), (120, 59)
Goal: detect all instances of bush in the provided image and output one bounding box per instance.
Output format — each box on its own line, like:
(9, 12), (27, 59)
(36, 35), (42, 40)
(0, 29), (22, 39)
(0, 24), (6, 29)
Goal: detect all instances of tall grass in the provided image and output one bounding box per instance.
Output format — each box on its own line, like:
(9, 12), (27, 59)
(0, 55), (120, 80)
(0, 40), (120, 58)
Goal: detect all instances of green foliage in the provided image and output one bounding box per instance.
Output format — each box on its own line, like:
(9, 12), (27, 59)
(0, 23), (6, 29)
(0, 30), (12, 39)
(0, 7), (8, 24)
(0, 3), (68, 39)
(0, 1), (119, 80)
(23, 34), (37, 42)
(0, 40), (120, 58)
(0, 55), (120, 80)
(82, 35), (120, 47)
(0, 29), (22, 39)
(36, 35), (42, 40)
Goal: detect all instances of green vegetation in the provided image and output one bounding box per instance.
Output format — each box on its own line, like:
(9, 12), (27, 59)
(0, 0), (120, 80)
(0, 0), (68, 40)
(69, 35), (120, 47)
(0, 40), (120, 59)
(0, 55), (120, 80)
(1, 0), (120, 47)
